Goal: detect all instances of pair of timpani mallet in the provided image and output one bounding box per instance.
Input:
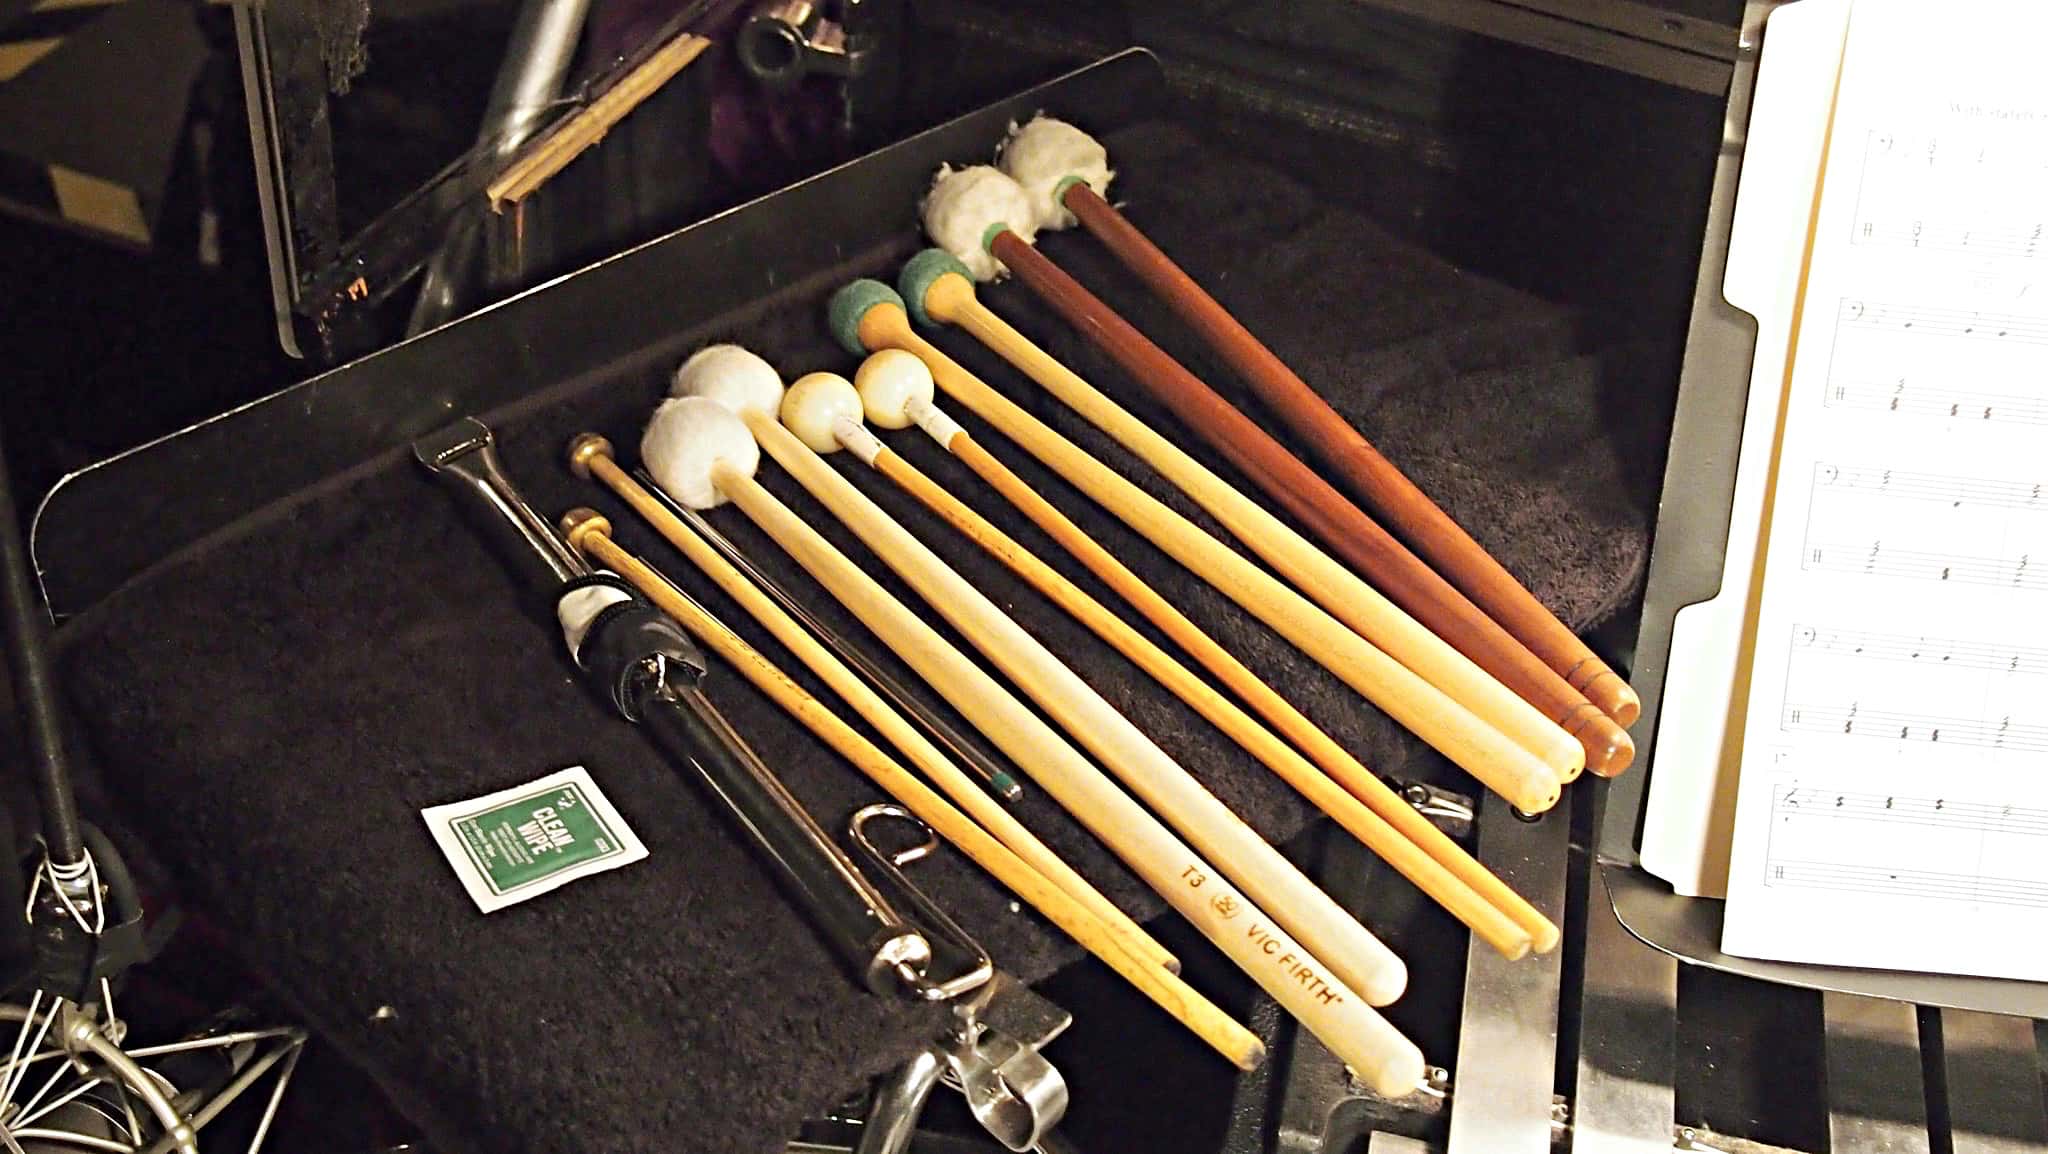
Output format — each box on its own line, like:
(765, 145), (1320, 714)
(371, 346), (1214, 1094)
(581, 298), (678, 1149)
(554, 116), (1638, 1097)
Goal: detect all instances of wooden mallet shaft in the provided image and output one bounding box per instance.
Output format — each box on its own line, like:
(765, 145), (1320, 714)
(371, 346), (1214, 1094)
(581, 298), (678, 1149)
(568, 436), (1178, 977)
(979, 233), (1609, 779)
(558, 509), (1263, 1069)
(1060, 183), (1641, 729)
(838, 295), (1563, 816)
(746, 407), (1408, 1007)
(862, 436), (1536, 958)
(682, 441), (1425, 1094)
(923, 423), (1560, 953)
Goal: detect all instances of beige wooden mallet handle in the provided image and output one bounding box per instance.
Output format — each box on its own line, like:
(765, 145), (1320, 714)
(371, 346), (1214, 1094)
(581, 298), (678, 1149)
(568, 435), (1177, 976)
(558, 508), (1263, 1069)
(821, 384), (1535, 959)
(922, 268), (1588, 782)
(839, 296), (1562, 816)
(673, 432), (1423, 1094)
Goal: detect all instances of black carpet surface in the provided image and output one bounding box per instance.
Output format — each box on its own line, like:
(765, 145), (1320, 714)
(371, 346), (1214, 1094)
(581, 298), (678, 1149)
(58, 120), (1676, 1154)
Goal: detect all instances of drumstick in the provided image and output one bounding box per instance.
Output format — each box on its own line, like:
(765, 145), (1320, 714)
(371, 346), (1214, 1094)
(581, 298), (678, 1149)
(918, 167), (1594, 781)
(1000, 116), (1641, 729)
(557, 508), (1260, 1068)
(677, 350), (1409, 1009)
(900, 248), (1630, 782)
(827, 283), (1562, 816)
(796, 357), (1537, 959)
(636, 386), (1426, 1094)
(568, 433), (1177, 976)
(849, 348), (1561, 955)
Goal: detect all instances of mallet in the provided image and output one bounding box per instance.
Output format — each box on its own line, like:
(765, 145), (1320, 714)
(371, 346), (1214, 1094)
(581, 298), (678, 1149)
(568, 431), (1176, 976)
(636, 377), (1425, 1094)
(557, 506), (1262, 1068)
(826, 283), (1562, 816)
(843, 350), (1548, 959)
(675, 348), (1407, 1007)
(809, 353), (1538, 958)
(919, 165), (1601, 779)
(999, 115), (1641, 730)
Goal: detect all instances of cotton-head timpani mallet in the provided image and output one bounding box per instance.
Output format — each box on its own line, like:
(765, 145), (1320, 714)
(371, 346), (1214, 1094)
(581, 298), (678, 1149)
(844, 348), (1561, 954)
(998, 115), (1642, 732)
(674, 348), (1409, 1009)
(554, 505), (1261, 1067)
(918, 165), (1609, 782)
(567, 430), (1175, 977)
(827, 281), (1563, 816)
(635, 374), (1425, 1095)
(793, 356), (1539, 958)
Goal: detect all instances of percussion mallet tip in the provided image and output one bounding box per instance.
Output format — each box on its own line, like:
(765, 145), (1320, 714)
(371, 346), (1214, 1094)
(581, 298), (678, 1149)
(641, 396), (761, 510)
(922, 164), (1034, 283)
(853, 348), (936, 430)
(897, 248), (975, 330)
(998, 114), (1113, 232)
(781, 372), (865, 454)
(558, 507), (611, 547)
(565, 432), (614, 479)
(827, 278), (907, 355)
(673, 343), (786, 415)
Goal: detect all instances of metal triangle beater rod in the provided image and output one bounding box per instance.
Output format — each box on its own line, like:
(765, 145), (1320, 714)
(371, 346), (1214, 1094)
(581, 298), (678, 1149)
(785, 354), (1540, 959)
(1000, 114), (1642, 733)
(636, 348), (1425, 1094)
(827, 282), (1562, 816)
(568, 432), (1178, 978)
(415, 418), (973, 1002)
(554, 502), (1258, 1069)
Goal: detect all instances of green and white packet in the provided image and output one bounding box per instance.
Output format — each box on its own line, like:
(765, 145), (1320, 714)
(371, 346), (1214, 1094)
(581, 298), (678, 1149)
(421, 765), (648, 913)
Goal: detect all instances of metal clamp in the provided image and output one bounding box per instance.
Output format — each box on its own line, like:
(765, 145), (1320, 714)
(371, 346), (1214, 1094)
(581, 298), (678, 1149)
(737, 0), (870, 88)
(847, 805), (993, 1003)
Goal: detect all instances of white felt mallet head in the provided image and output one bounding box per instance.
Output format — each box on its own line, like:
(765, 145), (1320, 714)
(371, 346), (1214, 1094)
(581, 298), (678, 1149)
(641, 396), (760, 510)
(999, 115), (1113, 232)
(922, 164), (1036, 283)
(853, 349), (935, 430)
(672, 343), (786, 417)
(780, 372), (864, 454)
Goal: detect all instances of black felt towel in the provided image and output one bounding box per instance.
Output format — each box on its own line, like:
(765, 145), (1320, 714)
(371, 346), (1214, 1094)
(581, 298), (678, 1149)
(59, 121), (1674, 1154)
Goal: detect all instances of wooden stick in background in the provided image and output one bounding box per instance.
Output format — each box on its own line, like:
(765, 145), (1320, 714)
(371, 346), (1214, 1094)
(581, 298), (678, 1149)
(558, 508), (1263, 1069)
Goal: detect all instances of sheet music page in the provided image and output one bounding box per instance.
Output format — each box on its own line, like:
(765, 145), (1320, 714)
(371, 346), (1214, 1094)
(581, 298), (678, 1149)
(1721, 0), (2048, 979)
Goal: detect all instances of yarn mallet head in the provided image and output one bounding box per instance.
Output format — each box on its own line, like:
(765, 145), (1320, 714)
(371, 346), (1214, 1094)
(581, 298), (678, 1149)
(998, 114), (1113, 232)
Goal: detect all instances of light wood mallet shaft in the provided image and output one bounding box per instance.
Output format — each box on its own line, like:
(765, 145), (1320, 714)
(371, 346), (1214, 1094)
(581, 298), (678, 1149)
(559, 509), (1261, 1068)
(845, 299), (1562, 816)
(569, 437), (1177, 976)
(1062, 183), (1642, 728)
(748, 408), (1408, 1007)
(857, 431), (1536, 958)
(920, 259), (1627, 780)
(684, 448), (1424, 1095)
(897, 407), (1559, 954)
(977, 234), (1597, 780)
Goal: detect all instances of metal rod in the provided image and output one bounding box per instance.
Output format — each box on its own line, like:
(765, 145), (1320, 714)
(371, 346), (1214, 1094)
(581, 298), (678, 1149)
(645, 471), (1024, 804)
(0, 419), (85, 865)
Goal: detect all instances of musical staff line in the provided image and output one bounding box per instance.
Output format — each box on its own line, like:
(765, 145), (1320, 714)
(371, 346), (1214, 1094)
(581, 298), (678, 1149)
(1814, 463), (2048, 512)
(1804, 540), (2040, 590)
(1853, 220), (2048, 259)
(1823, 378), (2048, 426)
(1780, 701), (2046, 753)
(1771, 784), (2048, 838)
(1792, 624), (2048, 678)
(1839, 299), (2048, 346)
(1763, 860), (2048, 910)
